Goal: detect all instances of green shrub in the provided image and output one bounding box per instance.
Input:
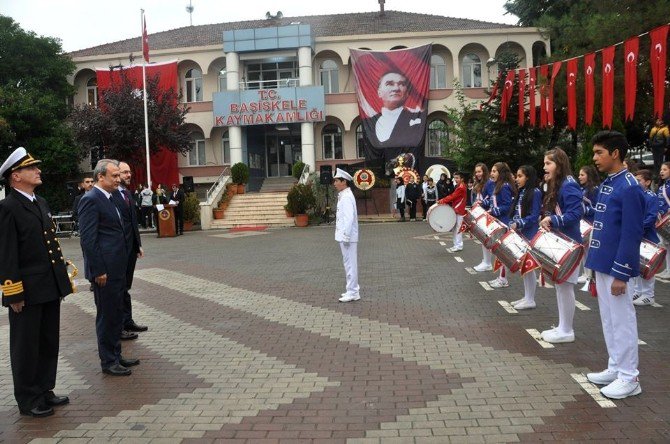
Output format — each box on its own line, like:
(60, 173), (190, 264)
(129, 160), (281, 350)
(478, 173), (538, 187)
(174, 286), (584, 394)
(292, 161), (305, 180)
(231, 162), (250, 184)
(285, 183), (316, 215)
(183, 192), (200, 223)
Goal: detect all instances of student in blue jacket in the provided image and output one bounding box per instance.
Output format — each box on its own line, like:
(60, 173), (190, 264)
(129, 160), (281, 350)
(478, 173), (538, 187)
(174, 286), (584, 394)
(486, 162), (517, 288)
(472, 163), (495, 272)
(509, 165), (542, 310)
(577, 165), (601, 284)
(655, 162), (670, 278)
(538, 148), (583, 344)
(585, 131), (645, 400)
(632, 169), (659, 307)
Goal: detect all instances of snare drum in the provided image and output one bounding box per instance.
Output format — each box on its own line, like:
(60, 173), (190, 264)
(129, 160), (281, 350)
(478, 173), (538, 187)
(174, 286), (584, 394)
(640, 239), (667, 279)
(529, 230), (584, 284)
(427, 204), (457, 233)
(462, 202), (488, 229)
(656, 213), (670, 243)
(580, 220), (593, 247)
(469, 213), (508, 249)
(491, 230), (531, 273)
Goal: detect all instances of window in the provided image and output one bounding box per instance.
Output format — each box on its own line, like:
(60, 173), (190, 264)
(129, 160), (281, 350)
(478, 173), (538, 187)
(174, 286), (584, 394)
(356, 124), (365, 158)
(245, 60), (298, 89)
(218, 69), (227, 92)
(461, 54), (482, 88)
(221, 131), (230, 164)
(87, 78), (98, 107)
(320, 60), (339, 94)
(427, 120), (449, 157)
(322, 124), (343, 160)
(185, 68), (203, 102)
(188, 132), (206, 165)
(430, 55), (446, 89)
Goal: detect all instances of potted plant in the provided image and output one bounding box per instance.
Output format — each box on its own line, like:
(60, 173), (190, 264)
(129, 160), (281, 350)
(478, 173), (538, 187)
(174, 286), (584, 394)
(285, 183), (316, 227)
(292, 161), (305, 181)
(231, 162), (250, 194)
(182, 192), (200, 231)
(283, 203), (293, 218)
(226, 181), (237, 196)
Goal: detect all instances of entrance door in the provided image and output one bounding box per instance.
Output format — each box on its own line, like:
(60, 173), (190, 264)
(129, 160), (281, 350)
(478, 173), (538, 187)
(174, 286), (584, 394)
(266, 127), (301, 177)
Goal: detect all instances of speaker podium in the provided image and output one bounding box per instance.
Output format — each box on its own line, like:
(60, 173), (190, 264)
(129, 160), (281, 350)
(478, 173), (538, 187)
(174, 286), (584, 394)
(156, 204), (177, 238)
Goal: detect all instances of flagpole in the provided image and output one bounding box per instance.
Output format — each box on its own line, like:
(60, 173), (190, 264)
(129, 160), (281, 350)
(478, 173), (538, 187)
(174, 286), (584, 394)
(141, 9), (152, 189)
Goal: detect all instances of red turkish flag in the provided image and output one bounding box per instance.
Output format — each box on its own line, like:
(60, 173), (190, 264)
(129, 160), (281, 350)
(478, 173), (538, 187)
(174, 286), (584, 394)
(548, 61), (562, 127)
(566, 58), (578, 130)
(584, 53), (595, 125)
(142, 14), (150, 63)
(500, 70), (515, 122)
(650, 25), (669, 119)
(493, 257), (503, 272)
(481, 72), (501, 110)
(624, 37), (639, 121)
(539, 65), (549, 127)
(528, 67), (537, 126)
(602, 46), (615, 129)
(520, 253), (540, 276)
(518, 69), (526, 126)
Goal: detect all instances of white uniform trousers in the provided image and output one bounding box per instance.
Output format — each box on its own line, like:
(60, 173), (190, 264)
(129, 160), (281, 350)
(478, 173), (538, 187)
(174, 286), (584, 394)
(662, 238), (670, 273)
(595, 272), (639, 382)
(633, 275), (655, 298)
(523, 271), (537, 303)
(481, 245), (492, 267)
(339, 241), (360, 296)
(453, 215), (464, 249)
(554, 266), (578, 334)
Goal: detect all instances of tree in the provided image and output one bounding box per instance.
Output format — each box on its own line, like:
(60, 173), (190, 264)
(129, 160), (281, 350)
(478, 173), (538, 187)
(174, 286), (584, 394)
(68, 71), (191, 165)
(0, 15), (80, 210)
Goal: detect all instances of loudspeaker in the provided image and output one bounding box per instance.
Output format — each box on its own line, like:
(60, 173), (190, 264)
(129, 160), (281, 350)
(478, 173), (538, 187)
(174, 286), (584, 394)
(182, 176), (194, 193)
(335, 163), (349, 174)
(319, 165), (332, 185)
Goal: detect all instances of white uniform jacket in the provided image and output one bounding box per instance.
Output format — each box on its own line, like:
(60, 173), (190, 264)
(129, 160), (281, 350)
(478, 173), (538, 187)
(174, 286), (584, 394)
(335, 187), (359, 243)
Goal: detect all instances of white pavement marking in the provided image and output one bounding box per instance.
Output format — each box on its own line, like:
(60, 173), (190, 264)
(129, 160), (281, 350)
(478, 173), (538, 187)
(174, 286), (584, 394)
(655, 276), (669, 283)
(58, 295), (337, 441)
(479, 281), (493, 291)
(473, 239), (482, 245)
(575, 300), (591, 311)
(525, 329), (555, 349)
(638, 339), (647, 345)
(498, 300), (518, 314)
(439, 241), (446, 246)
(211, 231), (268, 238)
(454, 256), (464, 263)
(464, 267), (477, 274)
(652, 302), (663, 308)
(433, 235), (440, 240)
(570, 373), (616, 408)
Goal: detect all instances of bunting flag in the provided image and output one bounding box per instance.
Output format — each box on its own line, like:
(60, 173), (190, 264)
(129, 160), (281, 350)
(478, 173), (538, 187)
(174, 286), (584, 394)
(548, 61), (562, 126)
(518, 69), (526, 125)
(650, 25), (669, 119)
(566, 58), (578, 130)
(142, 13), (150, 63)
(480, 72), (501, 110)
(500, 69), (515, 122)
(624, 37), (639, 121)
(602, 46), (616, 129)
(520, 253), (540, 276)
(528, 67), (537, 126)
(493, 258), (503, 273)
(539, 65), (549, 127)
(584, 53), (596, 126)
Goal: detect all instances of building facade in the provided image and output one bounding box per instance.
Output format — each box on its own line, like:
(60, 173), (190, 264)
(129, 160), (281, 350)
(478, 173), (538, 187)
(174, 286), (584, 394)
(69, 10), (549, 193)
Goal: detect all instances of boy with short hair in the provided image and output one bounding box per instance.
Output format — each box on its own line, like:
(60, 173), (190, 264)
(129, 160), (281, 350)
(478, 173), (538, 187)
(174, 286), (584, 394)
(438, 172), (466, 253)
(632, 169), (659, 306)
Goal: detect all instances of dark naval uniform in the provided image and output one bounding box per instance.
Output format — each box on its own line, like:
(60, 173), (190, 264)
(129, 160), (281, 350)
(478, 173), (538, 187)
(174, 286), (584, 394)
(0, 189), (73, 413)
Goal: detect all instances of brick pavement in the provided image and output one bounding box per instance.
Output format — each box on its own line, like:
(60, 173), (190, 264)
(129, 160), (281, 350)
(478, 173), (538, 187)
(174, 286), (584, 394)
(0, 221), (668, 442)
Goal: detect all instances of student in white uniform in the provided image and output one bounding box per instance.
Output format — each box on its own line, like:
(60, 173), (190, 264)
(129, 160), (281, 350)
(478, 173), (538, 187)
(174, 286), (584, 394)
(333, 168), (360, 302)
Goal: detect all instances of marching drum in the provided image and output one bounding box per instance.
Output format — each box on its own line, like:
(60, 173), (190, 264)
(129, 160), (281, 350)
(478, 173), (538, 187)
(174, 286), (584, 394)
(640, 239), (667, 279)
(463, 202), (488, 228)
(580, 220), (593, 247)
(427, 204), (457, 233)
(491, 230), (531, 273)
(656, 213), (670, 242)
(469, 213), (508, 249)
(529, 230), (584, 284)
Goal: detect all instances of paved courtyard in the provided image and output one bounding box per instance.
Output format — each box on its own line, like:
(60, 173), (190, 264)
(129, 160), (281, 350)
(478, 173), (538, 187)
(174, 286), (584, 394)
(1, 221), (669, 443)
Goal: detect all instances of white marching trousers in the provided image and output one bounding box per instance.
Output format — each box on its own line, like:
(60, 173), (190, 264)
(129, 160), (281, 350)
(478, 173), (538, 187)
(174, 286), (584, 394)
(633, 275), (655, 297)
(481, 246), (492, 266)
(339, 242), (359, 296)
(453, 215), (464, 249)
(662, 237), (670, 273)
(595, 272), (639, 382)
(554, 267), (578, 334)
(523, 271), (537, 302)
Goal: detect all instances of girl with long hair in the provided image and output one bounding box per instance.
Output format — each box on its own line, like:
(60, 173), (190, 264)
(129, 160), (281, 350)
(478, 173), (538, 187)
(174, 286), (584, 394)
(509, 165), (542, 309)
(538, 148), (584, 344)
(472, 163), (495, 272)
(486, 162), (517, 288)
(656, 161), (670, 278)
(577, 165), (601, 283)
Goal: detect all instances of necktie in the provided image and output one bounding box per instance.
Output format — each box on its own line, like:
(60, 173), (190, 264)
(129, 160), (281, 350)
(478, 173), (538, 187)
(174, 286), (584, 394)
(122, 190), (130, 207)
(109, 196), (121, 220)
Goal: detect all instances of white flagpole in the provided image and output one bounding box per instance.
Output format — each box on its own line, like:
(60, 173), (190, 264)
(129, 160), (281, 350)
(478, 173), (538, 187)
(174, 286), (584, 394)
(141, 9), (152, 189)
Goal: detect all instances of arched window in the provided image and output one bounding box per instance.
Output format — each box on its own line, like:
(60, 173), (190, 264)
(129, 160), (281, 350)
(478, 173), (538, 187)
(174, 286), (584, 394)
(218, 69), (227, 92)
(356, 124), (365, 158)
(221, 131), (230, 164)
(188, 131), (206, 165)
(87, 78), (98, 107)
(427, 120), (449, 157)
(430, 55), (446, 89)
(320, 60), (339, 94)
(322, 124), (343, 160)
(185, 68), (203, 102)
(461, 54), (482, 88)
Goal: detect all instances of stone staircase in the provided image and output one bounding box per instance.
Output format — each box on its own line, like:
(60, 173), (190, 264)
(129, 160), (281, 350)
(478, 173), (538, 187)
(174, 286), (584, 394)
(259, 177), (297, 193)
(210, 191), (294, 229)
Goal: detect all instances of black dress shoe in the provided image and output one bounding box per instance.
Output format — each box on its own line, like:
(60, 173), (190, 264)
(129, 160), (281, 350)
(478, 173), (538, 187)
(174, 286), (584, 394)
(102, 364), (132, 376)
(120, 330), (138, 340)
(119, 357), (140, 367)
(124, 321), (148, 332)
(46, 395), (69, 406)
(20, 405), (54, 418)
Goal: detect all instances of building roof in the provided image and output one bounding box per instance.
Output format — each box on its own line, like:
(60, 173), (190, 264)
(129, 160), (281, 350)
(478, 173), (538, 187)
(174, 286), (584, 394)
(69, 10), (516, 58)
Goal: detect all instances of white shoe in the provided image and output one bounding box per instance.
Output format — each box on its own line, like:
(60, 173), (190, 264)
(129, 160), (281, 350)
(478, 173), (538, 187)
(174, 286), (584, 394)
(577, 274), (588, 284)
(632, 293), (641, 301)
(656, 270), (670, 279)
(542, 329), (575, 343)
(514, 300), (536, 310)
(338, 294), (360, 302)
(511, 299), (525, 307)
(600, 378), (641, 399)
(586, 369), (618, 385)
(473, 263), (493, 272)
(488, 278), (509, 288)
(447, 246), (463, 253)
(633, 296), (654, 306)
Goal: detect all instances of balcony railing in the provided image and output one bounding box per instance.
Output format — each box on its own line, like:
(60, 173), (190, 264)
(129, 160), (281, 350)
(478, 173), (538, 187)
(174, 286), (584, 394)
(239, 78), (300, 90)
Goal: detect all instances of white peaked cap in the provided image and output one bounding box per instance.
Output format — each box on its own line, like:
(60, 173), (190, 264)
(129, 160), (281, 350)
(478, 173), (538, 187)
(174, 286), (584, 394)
(1, 147), (41, 179)
(333, 168), (353, 181)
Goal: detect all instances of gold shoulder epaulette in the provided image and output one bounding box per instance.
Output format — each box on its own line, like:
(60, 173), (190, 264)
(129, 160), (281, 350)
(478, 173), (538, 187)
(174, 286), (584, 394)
(2, 280), (24, 297)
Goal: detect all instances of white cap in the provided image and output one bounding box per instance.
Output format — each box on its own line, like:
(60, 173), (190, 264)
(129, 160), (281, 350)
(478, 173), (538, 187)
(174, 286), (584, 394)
(0, 147), (41, 180)
(333, 168), (353, 182)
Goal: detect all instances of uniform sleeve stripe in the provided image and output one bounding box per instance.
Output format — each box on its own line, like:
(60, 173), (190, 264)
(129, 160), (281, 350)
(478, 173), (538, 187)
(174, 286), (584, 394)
(2, 281), (24, 295)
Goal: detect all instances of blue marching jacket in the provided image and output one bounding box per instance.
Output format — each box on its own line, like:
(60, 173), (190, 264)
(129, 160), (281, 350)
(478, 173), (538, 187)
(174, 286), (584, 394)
(512, 188), (542, 240)
(585, 169), (645, 282)
(581, 185), (598, 224)
(478, 179), (495, 210)
(657, 180), (670, 215)
(549, 176), (583, 244)
(642, 188), (660, 244)
(489, 182), (514, 224)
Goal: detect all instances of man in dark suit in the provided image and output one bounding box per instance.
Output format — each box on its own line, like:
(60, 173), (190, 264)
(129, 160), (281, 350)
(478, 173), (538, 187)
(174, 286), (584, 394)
(0, 147), (73, 417)
(78, 159), (139, 376)
(364, 71), (425, 148)
(113, 162), (147, 339)
(71, 175), (94, 224)
(169, 183), (185, 235)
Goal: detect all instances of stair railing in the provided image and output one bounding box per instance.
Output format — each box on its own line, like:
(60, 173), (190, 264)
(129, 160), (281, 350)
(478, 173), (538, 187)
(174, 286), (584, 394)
(298, 164), (310, 185)
(205, 166), (231, 205)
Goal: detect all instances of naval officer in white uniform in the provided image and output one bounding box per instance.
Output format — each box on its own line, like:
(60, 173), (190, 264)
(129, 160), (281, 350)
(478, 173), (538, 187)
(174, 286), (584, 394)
(333, 168), (360, 302)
